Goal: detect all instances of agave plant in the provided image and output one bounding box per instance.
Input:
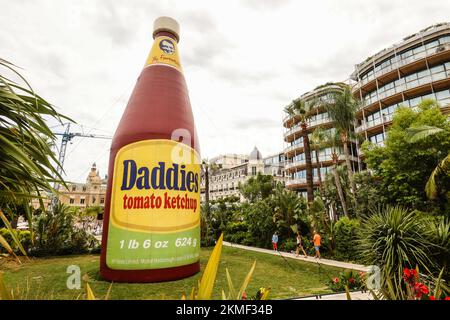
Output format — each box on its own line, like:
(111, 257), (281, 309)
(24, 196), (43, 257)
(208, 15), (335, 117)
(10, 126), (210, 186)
(0, 58), (71, 260)
(358, 206), (436, 300)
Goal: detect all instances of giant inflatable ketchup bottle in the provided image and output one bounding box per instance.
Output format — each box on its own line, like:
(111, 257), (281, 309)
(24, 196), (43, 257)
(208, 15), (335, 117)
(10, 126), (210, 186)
(100, 17), (201, 282)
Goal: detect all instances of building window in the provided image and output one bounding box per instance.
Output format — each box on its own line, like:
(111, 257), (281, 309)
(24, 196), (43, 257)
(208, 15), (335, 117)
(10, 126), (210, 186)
(80, 198), (85, 204)
(82, 186), (87, 192)
(69, 198), (74, 204)
(71, 185), (76, 192)
(100, 198), (105, 204)
(252, 166), (257, 175)
(92, 197), (96, 204)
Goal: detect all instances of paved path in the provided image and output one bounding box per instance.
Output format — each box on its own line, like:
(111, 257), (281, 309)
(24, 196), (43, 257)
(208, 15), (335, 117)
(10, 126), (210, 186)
(292, 291), (374, 300)
(223, 241), (370, 272)
(223, 242), (373, 300)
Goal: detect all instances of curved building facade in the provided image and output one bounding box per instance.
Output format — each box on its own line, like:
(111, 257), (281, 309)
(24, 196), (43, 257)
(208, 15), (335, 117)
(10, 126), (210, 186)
(351, 23), (450, 147)
(283, 83), (359, 194)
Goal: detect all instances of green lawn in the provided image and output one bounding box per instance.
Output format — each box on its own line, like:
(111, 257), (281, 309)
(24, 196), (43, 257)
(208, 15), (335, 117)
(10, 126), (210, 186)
(1, 247), (344, 299)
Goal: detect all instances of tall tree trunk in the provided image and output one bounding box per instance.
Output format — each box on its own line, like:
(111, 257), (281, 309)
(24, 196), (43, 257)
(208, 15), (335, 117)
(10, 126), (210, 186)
(301, 122), (314, 204)
(314, 146), (323, 192)
(11, 215), (19, 229)
(331, 203), (338, 221)
(205, 165), (210, 217)
(332, 152), (348, 217)
(341, 132), (356, 194)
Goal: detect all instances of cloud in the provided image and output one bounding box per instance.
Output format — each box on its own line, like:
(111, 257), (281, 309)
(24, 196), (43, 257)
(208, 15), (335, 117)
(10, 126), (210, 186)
(231, 117), (280, 130)
(242, 0), (292, 11)
(2, 0), (450, 181)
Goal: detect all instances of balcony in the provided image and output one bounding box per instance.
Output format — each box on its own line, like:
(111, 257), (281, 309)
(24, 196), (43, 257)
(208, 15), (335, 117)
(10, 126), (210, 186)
(286, 178), (317, 187)
(284, 117), (333, 140)
(309, 116), (333, 129)
(284, 154), (357, 172)
(353, 25), (450, 85)
(355, 117), (384, 133)
(354, 47), (450, 101)
(284, 125), (302, 138)
(284, 143), (303, 155)
(286, 177), (321, 188)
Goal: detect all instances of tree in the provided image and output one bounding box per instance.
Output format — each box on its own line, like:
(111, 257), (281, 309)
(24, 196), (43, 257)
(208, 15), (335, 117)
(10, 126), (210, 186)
(310, 127), (328, 193)
(328, 130), (349, 217)
(208, 196), (240, 240)
(325, 85), (358, 195)
(272, 183), (307, 238)
(353, 171), (384, 217)
(362, 99), (450, 212)
(239, 173), (274, 203)
(0, 58), (70, 259)
(406, 125), (450, 201)
(285, 99), (315, 203)
(308, 197), (336, 255)
(201, 160), (221, 216)
(244, 199), (276, 248)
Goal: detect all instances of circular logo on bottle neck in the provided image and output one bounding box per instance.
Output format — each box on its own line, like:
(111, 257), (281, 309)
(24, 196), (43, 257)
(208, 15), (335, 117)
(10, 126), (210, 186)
(159, 39), (175, 55)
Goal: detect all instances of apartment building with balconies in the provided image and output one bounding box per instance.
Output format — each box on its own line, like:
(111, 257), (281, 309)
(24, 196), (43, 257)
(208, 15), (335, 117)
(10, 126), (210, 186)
(351, 23), (450, 147)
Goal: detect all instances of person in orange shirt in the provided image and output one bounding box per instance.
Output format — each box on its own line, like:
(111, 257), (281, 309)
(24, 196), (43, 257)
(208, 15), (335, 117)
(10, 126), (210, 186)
(313, 230), (321, 259)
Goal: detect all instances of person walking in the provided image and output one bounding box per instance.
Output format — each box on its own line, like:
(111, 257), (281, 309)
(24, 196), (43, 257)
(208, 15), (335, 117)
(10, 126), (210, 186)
(313, 230), (321, 259)
(272, 232), (279, 251)
(295, 233), (308, 258)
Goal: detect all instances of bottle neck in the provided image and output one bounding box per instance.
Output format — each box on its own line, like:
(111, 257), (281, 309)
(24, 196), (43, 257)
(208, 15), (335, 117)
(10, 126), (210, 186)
(145, 31), (182, 72)
(154, 31), (179, 43)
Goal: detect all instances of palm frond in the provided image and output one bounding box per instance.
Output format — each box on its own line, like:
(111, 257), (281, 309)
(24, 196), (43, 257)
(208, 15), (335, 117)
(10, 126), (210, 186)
(406, 125), (445, 143)
(425, 154), (450, 200)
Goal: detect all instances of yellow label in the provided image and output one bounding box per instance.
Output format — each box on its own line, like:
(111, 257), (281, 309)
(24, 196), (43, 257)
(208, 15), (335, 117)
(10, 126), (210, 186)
(110, 139), (200, 233)
(145, 36), (182, 72)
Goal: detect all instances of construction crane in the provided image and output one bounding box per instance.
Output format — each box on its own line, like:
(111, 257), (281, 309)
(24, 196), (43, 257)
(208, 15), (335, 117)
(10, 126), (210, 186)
(50, 123), (112, 209)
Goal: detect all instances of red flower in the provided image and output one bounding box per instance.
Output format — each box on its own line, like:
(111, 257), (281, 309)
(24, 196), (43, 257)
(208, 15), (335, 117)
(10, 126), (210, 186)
(413, 282), (429, 298)
(242, 291), (247, 300)
(403, 268), (418, 283)
(403, 268), (411, 281)
(348, 278), (356, 284)
(445, 296), (450, 301)
(332, 277), (339, 284)
(429, 296), (436, 300)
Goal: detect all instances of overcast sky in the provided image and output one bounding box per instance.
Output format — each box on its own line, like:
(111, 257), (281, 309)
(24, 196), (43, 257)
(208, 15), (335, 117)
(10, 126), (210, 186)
(1, 0), (449, 182)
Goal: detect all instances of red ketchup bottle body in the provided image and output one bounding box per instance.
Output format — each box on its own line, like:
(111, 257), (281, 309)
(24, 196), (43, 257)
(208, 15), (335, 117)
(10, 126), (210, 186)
(100, 18), (200, 282)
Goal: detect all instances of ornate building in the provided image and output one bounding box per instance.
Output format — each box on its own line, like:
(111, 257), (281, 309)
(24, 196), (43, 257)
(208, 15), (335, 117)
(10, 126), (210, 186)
(32, 163), (107, 211)
(58, 163), (108, 208)
(200, 147), (286, 202)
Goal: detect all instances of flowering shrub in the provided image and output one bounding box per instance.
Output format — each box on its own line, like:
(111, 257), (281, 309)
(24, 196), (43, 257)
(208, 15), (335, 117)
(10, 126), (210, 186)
(402, 268), (449, 300)
(327, 269), (366, 292)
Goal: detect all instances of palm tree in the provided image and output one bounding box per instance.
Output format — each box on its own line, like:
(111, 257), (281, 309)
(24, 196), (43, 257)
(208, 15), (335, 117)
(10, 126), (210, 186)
(0, 58), (70, 260)
(328, 130), (349, 217)
(310, 127), (327, 192)
(201, 160), (221, 216)
(406, 125), (450, 200)
(324, 85), (358, 195)
(285, 99), (315, 204)
(272, 183), (305, 238)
